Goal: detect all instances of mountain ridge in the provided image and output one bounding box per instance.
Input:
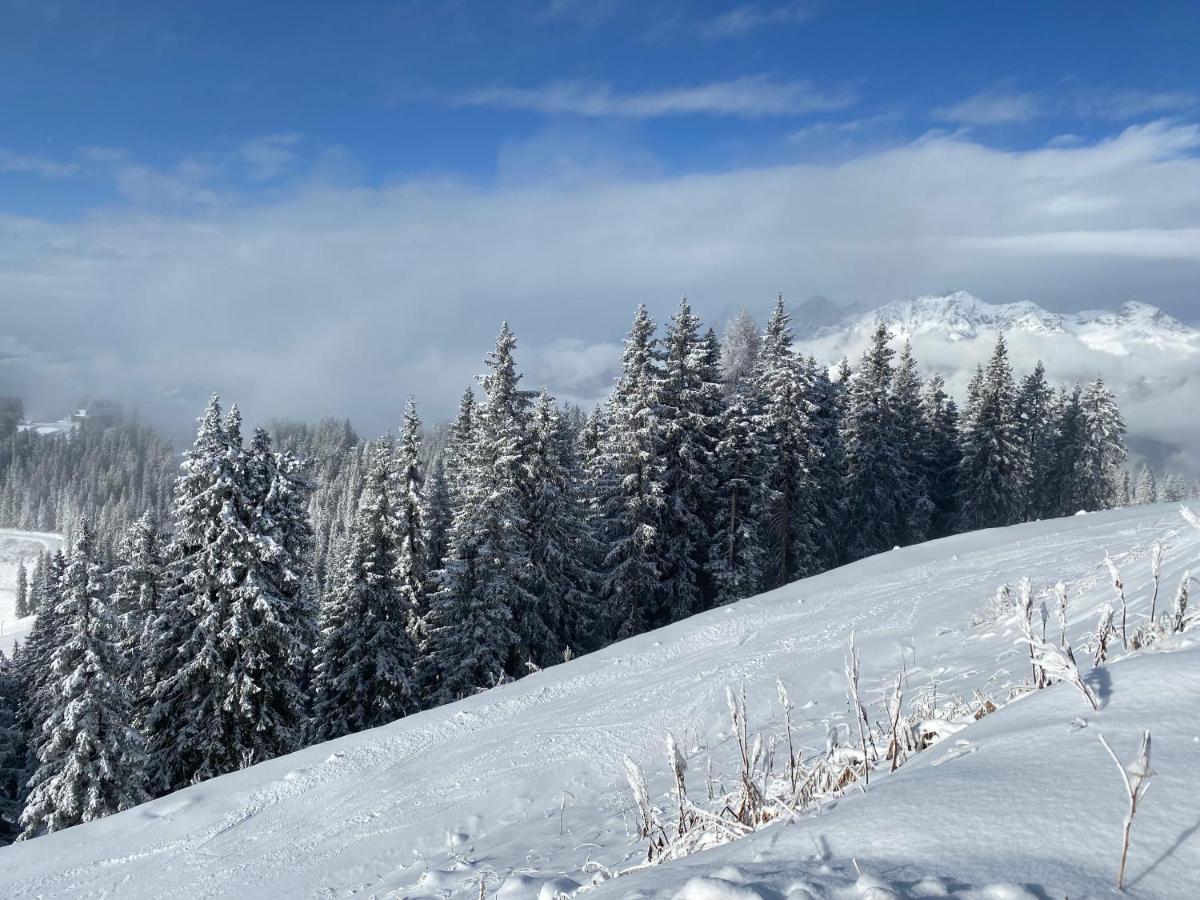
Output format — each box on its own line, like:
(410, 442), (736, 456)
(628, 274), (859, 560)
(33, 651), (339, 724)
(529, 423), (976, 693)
(810, 291), (1200, 353)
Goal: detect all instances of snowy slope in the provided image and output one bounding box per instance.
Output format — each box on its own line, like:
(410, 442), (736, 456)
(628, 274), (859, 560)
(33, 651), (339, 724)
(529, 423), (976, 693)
(1, 505), (1198, 898)
(0, 529), (62, 655)
(797, 292), (1200, 472)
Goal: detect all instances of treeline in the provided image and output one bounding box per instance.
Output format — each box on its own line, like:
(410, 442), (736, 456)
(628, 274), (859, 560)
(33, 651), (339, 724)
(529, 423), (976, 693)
(0, 412), (175, 551)
(1130, 463), (1198, 506)
(0, 297), (1130, 841)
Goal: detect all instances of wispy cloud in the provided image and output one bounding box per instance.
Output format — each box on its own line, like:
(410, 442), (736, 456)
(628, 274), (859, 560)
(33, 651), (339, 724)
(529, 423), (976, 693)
(702, 1), (818, 38)
(114, 162), (219, 207)
(786, 110), (905, 144)
(449, 76), (857, 118)
(934, 86), (1197, 128)
(1075, 88), (1196, 121)
(932, 90), (1041, 125)
(0, 149), (79, 178)
(241, 133), (302, 181)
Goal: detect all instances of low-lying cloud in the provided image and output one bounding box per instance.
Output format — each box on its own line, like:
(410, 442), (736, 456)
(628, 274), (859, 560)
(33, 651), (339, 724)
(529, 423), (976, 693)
(1, 121), (1198, 449)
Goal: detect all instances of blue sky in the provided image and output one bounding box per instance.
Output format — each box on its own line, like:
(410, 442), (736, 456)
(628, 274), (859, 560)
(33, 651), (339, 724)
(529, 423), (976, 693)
(1, 0), (1199, 434)
(4, 0), (1198, 214)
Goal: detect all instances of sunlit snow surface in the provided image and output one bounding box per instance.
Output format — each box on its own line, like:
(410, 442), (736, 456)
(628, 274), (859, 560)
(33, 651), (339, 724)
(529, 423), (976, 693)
(1, 505), (1198, 898)
(0, 529), (62, 656)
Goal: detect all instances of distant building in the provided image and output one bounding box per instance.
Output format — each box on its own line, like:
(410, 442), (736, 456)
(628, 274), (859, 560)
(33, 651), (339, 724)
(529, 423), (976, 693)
(16, 407), (118, 437)
(71, 407), (118, 427)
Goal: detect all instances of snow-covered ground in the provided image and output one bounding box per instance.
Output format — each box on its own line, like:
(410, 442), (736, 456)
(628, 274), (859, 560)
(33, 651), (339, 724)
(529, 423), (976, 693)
(0, 529), (62, 655)
(0, 505), (1197, 898)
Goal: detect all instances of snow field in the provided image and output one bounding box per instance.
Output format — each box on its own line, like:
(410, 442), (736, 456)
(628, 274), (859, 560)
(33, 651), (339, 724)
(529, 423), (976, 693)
(0, 504), (1197, 898)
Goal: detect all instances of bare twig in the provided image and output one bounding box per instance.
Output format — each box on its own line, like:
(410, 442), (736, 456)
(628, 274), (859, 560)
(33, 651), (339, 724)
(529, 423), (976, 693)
(1098, 730), (1154, 891)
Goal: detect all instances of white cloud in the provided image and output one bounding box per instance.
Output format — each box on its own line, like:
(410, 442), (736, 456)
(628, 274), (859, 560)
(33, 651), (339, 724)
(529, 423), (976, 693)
(1, 121), (1198, 448)
(933, 86), (1197, 128)
(0, 149), (78, 178)
(702, 1), (818, 38)
(450, 76), (857, 118)
(1075, 89), (1196, 121)
(241, 133), (302, 181)
(114, 162), (219, 207)
(932, 90), (1041, 125)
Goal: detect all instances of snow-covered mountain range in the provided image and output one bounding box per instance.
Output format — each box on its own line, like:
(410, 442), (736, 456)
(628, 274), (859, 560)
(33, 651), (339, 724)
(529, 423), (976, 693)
(807, 291), (1200, 352)
(796, 292), (1200, 472)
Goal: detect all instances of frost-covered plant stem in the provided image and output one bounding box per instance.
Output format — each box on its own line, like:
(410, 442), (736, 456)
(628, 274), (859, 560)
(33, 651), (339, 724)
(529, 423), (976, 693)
(726, 686), (765, 824)
(1104, 554), (1129, 650)
(1099, 730), (1154, 891)
(845, 634), (870, 786)
(886, 673), (905, 772)
(777, 679), (799, 794)
(1018, 596), (1097, 710)
(623, 756), (656, 845)
(1017, 579), (1043, 688)
(1171, 571), (1191, 634)
(1054, 582), (1069, 649)
(1149, 543), (1163, 621)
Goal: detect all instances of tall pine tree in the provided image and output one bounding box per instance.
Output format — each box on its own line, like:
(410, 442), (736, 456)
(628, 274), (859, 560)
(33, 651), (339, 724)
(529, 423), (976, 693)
(421, 325), (529, 701)
(956, 335), (1030, 530)
(753, 297), (818, 586)
(145, 398), (311, 791)
(20, 519), (145, 837)
(842, 323), (902, 560)
(597, 305), (667, 638)
(311, 438), (416, 739)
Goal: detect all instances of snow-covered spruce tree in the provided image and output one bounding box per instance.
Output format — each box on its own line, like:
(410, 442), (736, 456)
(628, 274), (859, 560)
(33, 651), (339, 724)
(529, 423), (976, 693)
(753, 296), (819, 587)
(1133, 464), (1156, 505)
(422, 455), (453, 578)
(576, 404), (608, 539)
(393, 400), (432, 649)
(1047, 384), (1085, 516)
(1076, 377), (1127, 511)
(13, 563), (27, 618)
(144, 398), (311, 792)
(247, 427), (319, 701)
(597, 304), (668, 639)
(0, 647), (27, 843)
(524, 390), (601, 658)
(956, 334), (1030, 531)
(842, 322), (902, 560)
(709, 333), (769, 608)
(442, 386), (477, 504)
(19, 519), (146, 838)
(801, 356), (848, 571)
(1016, 361), (1057, 520)
(109, 513), (167, 728)
(17, 550), (67, 744)
(921, 374), (961, 538)
(26, 551), (45, 614)
(719, 306), (761, 395)
(891, 341), (934, 546)
(311, 438), (417, 739)
(420, 325), (528, 702)
(655, 298), (722, 620)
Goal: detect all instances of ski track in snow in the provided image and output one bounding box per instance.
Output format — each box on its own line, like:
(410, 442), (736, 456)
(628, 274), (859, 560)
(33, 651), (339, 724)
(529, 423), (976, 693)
(0, 506), (1198, 898)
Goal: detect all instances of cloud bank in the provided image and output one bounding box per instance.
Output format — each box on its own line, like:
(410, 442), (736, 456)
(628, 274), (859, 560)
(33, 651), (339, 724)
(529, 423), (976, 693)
(0, 122), (1198, 445)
